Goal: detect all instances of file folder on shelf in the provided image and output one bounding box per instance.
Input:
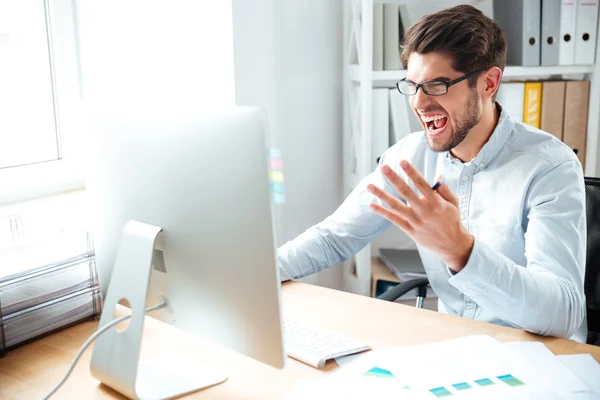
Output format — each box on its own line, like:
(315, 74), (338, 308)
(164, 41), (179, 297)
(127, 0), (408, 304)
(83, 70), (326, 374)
(541, 0), (561, 65)
(523, 82), (542, 129)
(563, 80), (590, 168)
(496, 82), (525, 122)
(559, 0), (577, 65)
(494, 0), (541, 66)
(574, 0), (599, 65)
(372, 89), (389, 167)
(388, 89), (413, 145)
(383, 4), (402, 71)
(541, 81), (566, 141)
(373, 3), (384, 71)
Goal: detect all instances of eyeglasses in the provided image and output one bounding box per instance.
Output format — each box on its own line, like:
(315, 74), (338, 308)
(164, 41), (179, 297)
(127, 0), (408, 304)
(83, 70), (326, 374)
(396, 69), (484, 96)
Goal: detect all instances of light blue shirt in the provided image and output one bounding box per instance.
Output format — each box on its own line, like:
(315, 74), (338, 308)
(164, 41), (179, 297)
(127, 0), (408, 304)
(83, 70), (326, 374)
(278, 106), (587, 343)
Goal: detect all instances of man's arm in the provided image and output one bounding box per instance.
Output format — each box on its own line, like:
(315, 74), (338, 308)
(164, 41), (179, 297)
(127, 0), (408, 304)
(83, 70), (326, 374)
(448, 160), (586, 338)
(277, 162), (394, 281)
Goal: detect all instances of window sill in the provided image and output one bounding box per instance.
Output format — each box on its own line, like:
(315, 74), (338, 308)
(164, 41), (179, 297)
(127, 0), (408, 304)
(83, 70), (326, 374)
(0, 159), (85, 206)
(0, 189), (88, 252)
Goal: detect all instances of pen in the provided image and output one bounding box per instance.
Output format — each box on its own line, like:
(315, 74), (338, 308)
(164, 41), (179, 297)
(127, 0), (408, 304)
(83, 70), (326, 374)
(431, 178), (445, 191)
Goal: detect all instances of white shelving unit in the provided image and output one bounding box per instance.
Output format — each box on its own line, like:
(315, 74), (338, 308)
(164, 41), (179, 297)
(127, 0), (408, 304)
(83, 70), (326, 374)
(342, 0), (600, 296)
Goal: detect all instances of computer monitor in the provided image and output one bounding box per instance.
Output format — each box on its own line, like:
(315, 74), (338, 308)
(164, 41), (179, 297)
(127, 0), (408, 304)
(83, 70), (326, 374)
(84, 105), (285, 398)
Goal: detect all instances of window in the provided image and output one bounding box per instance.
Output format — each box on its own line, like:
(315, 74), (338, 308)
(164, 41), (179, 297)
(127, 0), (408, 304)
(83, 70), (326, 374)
(0, 0), (59, 168)
(0, 0), (236, 207)
(0, 0), (84, 205)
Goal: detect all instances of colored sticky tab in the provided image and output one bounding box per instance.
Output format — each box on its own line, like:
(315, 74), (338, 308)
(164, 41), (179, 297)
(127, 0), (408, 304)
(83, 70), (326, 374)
(474, 378), (495, 387)
(268, 171), (284, 183)
(363, 367), (395, 378)
(497, 374), (524, 387)
(429, 387), (453, 398)
(269, 158), (283, 170)
(452, 382), (471, 391)
(272, 192), (285, 204)
(268, 148), (282, 158)
(270, 182), (285, 194)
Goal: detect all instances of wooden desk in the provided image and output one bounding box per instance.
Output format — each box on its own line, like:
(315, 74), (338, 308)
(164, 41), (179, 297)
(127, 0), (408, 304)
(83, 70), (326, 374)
(1, 282), (599, 399)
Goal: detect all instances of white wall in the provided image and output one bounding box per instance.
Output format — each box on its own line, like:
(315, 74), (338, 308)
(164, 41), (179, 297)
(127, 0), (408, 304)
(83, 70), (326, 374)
(233, 0), (345, 289)
(77, 1), (235, 107)
(76, 0), (237, 292)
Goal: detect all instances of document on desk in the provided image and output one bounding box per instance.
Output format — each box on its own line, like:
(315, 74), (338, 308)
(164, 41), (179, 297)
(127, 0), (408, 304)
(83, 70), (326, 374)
(557, 354), (600, 397)
(498, 341), (590, 393)
(334, 352), (365, 368)
(286, 335), (595, 400)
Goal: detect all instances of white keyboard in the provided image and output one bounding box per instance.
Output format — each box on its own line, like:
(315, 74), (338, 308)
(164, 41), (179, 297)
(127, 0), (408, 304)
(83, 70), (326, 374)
(283, 317), (370, 369)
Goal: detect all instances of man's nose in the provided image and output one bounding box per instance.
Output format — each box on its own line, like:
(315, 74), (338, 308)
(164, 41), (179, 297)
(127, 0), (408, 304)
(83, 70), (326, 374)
(410, 87), (431, 112)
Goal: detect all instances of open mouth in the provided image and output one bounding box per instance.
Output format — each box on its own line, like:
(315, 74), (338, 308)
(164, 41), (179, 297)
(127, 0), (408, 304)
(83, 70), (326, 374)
(422, 115), (448, 136)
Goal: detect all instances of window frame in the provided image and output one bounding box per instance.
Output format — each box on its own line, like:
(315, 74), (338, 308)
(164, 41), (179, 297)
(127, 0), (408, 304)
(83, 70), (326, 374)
(0, 0), (84, 206)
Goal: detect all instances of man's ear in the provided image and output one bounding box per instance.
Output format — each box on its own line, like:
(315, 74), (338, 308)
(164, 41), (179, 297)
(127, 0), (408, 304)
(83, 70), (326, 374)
(482, 67), (502, 100)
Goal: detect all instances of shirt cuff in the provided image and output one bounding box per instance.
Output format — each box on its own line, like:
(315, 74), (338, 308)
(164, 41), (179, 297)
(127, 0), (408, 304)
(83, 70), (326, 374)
(448, 238), (499, 296)
(278, 263), (293, 281)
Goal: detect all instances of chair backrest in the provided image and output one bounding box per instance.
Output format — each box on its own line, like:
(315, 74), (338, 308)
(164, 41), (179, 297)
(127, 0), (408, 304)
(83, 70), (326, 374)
(584, 177), (600, 345)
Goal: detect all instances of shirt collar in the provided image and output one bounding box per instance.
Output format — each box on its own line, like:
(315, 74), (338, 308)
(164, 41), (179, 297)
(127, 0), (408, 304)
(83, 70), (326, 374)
(444, 103), (514, 171)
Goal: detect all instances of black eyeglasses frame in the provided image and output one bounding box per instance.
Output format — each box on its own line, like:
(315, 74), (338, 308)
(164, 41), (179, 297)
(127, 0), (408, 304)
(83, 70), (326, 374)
(396, 69), (485, 96)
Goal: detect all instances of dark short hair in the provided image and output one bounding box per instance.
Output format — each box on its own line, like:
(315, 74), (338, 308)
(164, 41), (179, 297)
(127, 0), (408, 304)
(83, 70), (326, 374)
(400, 5), (507, 86)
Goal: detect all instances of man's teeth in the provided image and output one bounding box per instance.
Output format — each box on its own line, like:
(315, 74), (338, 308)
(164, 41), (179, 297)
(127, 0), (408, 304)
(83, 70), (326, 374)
(421, 115), (446, 122)
(420, 115), (447, 130)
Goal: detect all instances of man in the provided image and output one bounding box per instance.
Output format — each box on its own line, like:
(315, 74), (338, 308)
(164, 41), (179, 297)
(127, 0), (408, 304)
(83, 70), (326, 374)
(278, 5), (587, 342)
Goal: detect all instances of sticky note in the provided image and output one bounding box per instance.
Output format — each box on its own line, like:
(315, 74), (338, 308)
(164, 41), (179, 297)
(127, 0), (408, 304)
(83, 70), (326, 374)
(270, 182), (285, 194)
(272, 192), (285, 204)
(269, 158), (283, 170)
(268, 148), (282, 158)
(268, 171), (284, 183)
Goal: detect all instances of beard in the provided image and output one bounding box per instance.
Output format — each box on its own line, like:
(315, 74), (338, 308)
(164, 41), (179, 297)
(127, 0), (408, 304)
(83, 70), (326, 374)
(428, 89), (481, 153)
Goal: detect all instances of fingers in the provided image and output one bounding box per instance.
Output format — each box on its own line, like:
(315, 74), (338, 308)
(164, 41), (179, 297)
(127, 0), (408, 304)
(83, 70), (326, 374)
(369, 203), (412, 233)
(399, 160), (439, 204)
(435, 181), (459, 208)
(380, 164), (421, 206)
(367, 183), (419, 225)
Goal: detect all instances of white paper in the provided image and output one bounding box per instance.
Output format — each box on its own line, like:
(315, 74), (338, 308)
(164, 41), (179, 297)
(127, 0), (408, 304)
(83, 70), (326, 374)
(499, 341), (589, 394)
(557, 354), (600, 397)
(334, 352), (365, 368)
(287, 335), (593, 399)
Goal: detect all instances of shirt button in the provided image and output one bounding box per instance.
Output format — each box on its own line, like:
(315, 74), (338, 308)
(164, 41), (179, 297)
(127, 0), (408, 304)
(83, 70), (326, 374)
(479, 162), (486, 168)
(461, 213), (467, 220)
(462, 175), (469, 181)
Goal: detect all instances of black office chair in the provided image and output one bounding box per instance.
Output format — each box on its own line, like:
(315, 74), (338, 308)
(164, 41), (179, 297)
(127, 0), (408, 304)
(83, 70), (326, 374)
(377, 276), (430, 306)
(378, 176), (600, 346)
(584, 177), (600, 346)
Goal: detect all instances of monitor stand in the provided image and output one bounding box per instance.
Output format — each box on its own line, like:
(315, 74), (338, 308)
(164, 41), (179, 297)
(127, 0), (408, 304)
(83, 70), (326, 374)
(90, 220), (228, 399)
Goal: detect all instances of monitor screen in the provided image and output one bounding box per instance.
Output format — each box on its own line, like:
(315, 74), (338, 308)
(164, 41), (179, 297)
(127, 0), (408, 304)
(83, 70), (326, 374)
(85, 104), (285, 370)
